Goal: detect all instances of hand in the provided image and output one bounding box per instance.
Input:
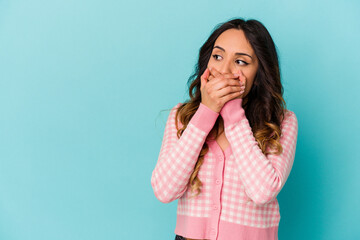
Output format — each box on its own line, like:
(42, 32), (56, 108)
(209, 68), (247, 100)
(200, 67), (245, 113)
(231, 69), (247, 100)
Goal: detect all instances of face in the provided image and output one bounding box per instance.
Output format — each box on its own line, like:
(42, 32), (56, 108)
(207, 28), (259, 98)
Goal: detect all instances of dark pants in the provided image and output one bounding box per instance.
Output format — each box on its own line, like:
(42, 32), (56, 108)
(175, 235), (185, 240)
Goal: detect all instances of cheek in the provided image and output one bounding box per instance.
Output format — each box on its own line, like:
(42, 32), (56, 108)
(244, 68), (257, 89)
(243, 73), (251, 87)
(207, 59), (216, 68)
(246, 80), (254, 90)
(243, 75), (254, 92)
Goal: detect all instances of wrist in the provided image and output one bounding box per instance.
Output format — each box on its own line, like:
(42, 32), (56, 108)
(220, 98), (245, 127)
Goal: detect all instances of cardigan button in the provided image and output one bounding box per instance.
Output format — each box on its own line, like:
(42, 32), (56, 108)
(213, 205), (217, 210)
(215, 179), (220, 185)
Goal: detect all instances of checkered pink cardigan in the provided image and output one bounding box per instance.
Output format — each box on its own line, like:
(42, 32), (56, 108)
(151, 98), (298, 240)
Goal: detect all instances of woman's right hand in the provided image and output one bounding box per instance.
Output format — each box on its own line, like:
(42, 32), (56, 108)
(200, 67), (245, 113)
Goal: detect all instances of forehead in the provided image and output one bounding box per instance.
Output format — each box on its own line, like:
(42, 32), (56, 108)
(213, 29), (254, 55)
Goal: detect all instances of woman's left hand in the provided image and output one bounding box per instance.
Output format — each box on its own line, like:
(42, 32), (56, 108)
(208, 69), (247, 99)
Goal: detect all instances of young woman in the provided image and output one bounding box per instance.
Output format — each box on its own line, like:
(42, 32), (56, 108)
(151, 18), (298, 240)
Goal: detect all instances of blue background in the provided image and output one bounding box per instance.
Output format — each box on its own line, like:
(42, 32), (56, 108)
(0, 0), (359, 239)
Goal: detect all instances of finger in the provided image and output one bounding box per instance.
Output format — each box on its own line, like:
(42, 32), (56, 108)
(208, 70), (219, 82)
(208, 75), (213, 82)
(209, 69), (240, 83)
(216, 85), (245, 99)
(209, 67), (222, 78)
(208, 73), (215, 81)
(221, 90), (244, 102)
(227, 79), (243, 87)
(211, 79), (235, 93)
(208, 72), (237, 83)
(221, 72), (239, 80)
(200, 68), (210, 89)
(221, 92), (243, 102)
(209, 76), (243, 90)
(201, 68), (210, 80)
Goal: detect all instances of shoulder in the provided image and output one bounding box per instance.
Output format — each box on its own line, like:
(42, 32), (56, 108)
(175, 102), (183, 109)
(284, 109), (297, 121)
(170, 102), (183, 114)
(166, 102), (184, 126)
(282, 109), (298, 130)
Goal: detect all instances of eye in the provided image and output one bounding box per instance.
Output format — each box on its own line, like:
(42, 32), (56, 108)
(212, 54), (222, 60)
(236, 60), (248, 65)
(212, 54), (248, 66)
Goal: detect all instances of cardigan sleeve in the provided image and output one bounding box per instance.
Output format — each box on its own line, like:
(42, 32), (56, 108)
(220, 98), (298, 205)
(151, 102), (219, 203)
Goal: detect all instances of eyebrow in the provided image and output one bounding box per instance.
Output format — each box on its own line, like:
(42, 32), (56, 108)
(213, 45), (253, 59)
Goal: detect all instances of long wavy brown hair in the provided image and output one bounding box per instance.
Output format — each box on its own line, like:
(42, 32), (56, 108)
(164, 17), (288, 198)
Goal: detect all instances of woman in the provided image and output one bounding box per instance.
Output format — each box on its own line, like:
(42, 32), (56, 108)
(151, 17), (298, 240)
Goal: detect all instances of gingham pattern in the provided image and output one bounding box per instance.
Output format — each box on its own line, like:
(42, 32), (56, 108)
(220, 99), (298, 207)
(151, 99), (298, 231)
(151, 103), (217, 204)
(177, 150), (215, 217)
(220, 153), (281, 227)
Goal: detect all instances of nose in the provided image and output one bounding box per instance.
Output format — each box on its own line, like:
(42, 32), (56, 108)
(218, 58), (234, 75)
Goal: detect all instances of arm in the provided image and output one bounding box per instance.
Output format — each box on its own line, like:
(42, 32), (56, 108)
(220, 98), (298, 205)
(151, 102), (219, 203)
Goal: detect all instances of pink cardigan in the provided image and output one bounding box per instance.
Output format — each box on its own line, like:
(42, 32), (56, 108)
(151, 98), (298, 240)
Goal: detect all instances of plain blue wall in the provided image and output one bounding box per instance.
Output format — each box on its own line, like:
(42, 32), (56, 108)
(0, 0), (359, 239)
